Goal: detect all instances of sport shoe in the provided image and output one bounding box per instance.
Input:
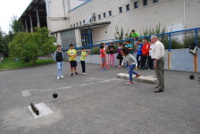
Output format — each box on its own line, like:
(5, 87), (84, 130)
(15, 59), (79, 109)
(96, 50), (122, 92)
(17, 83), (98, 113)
(57, 76), (60, 80)
(75, 72), (79, 75)
(83, 72), (87, 74)
(127, 81), (134, 84)
(101, 69), (105, 71)
(118, 65), (121, 67)
(71, 73), (73, 77)
(60, 75), (64, 78)
(136, 74), (140, 77)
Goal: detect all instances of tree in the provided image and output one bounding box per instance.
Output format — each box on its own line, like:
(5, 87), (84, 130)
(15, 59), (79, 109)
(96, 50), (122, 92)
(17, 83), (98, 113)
(8, 27), (56, 64)
(9, 15), (24, 34)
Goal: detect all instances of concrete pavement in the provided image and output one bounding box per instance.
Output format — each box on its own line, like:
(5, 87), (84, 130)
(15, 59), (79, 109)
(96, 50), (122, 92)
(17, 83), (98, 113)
(0, 62), (200, 134)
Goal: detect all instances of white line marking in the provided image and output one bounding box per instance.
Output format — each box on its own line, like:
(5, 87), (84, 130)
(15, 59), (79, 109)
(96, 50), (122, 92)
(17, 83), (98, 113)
(21, 90), (31, 97)
(78, 83), (94, 86)
(56, 86), (72, 90)
(40, 89), (52, 92)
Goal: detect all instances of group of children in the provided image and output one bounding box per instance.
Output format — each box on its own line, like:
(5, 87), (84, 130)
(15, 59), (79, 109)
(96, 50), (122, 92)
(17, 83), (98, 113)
(54, 44), (89, 80)
(54, 38), (154, 84)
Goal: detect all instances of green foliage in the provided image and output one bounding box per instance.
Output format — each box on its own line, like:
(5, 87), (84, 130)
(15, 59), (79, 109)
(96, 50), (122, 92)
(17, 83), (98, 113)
(114, 26), (124, 40)
(8, 27), (56, 64)
(160, 36), (184, 49)
(142, 23), (165, 36)
(183, 34), (200, 48)
(91, 46), (100, 54)
(9, 15), (24, 34)
(0, 57), (54, 70)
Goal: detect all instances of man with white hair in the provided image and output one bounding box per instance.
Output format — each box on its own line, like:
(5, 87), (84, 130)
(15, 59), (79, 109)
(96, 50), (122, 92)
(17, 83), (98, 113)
(151, 35), (165, 93)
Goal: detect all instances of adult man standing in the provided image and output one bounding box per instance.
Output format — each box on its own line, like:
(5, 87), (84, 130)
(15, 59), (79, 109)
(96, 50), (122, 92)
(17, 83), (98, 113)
(151, 35), (165, 93)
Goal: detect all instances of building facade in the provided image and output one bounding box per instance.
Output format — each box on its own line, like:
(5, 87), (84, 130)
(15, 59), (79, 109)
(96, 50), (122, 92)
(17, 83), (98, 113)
(19, 0), (200, 48)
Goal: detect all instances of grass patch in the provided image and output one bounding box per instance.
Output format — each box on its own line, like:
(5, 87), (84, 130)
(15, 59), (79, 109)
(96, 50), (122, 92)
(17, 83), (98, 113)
(0, 57), (55, 70)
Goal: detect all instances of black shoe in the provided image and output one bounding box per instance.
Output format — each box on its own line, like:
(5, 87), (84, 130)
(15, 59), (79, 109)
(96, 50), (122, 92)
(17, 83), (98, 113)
(75, 72), (79, 75)
(71, 73), (73, 77)
(154, 90), (164, 93)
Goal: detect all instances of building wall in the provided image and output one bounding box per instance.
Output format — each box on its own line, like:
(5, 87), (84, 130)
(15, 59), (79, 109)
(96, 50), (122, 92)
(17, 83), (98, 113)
(67, 0), (200, 44)
(47, 0), (70, 32)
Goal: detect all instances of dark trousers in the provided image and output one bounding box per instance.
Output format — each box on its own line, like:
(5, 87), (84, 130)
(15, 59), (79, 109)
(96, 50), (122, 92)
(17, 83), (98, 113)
(148, 56), (154, 69)
(136, 54), (142, 68)
(119, 58), (123, 65)
(141, 55), (148, 69)
(81, 61), (86, 73)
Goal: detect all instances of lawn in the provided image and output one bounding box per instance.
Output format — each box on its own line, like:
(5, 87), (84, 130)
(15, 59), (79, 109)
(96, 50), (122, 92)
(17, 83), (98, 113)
(0, 57), (55, 70)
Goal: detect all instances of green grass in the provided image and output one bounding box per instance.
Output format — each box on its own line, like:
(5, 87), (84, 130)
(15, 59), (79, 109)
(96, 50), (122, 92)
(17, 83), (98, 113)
(0, 57), (55, 70)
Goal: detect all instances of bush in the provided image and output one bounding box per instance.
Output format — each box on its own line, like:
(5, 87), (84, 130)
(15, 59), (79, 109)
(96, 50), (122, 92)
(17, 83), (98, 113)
(8, 27), (56, 64)
(183, 34), (200, 48)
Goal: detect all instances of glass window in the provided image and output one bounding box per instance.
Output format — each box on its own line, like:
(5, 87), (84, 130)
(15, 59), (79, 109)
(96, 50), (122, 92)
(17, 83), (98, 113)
(83, 20), (85, 24)
(79, 21), (81, 26)
(103, 12), (106, 18)
(153, 0), (158, 3)
(143, 0), (148, 6)
(109, 11), (112, 16)
(134, 2), (138, 9)
(119, 7), (122, 13)
(126, 4), (130, 11)
(94, 16), (96, 21)
(98, 14), (101, 20)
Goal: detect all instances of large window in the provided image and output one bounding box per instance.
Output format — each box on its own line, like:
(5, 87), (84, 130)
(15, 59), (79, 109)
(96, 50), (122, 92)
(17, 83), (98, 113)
(119, 7), (123, 13)
(134, 2), (138, 9)
(153, 0), (158, 3)
(108, 11), (112, 16)
(103, 12), (106, 18)
(98, 14), (101, 20)
(93, 16), (96, 21)
(143, 0), (148, 6)
(126, 4), (130, 11)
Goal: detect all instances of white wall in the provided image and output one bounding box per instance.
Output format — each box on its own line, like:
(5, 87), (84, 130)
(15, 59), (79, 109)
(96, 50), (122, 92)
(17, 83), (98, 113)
(63, 0), (200, 44)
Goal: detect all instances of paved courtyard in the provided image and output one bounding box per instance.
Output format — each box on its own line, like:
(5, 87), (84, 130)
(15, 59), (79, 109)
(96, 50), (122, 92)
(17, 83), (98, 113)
(0, 62), (200, 134)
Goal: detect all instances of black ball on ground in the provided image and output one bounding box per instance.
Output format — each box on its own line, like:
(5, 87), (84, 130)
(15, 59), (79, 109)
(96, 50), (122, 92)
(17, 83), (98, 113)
(53, 93), (58, 98)
(189, 75), (195, 80)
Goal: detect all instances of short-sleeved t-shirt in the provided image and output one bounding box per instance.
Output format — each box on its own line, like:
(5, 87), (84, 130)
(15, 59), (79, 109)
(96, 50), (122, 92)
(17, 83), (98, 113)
(108, 46), (115, 54)
(100, 49), (106, 57)
(137, 44), (143, 55)
(80, 51), (87, 61)
(131, 32), (140, 38)
(68, 49), (76, 61)
(126, 44), (133, 53)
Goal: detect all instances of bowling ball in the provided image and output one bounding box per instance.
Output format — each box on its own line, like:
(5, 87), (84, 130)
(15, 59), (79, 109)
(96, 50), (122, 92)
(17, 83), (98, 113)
(53, 93), (58, 98)
(189, 75), (195, 80)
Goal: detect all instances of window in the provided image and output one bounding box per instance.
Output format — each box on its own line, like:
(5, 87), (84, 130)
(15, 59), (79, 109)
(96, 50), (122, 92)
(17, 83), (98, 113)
(119, 7), (122, 13)
(94, 16), (96, 21)
(71, 25), (72, 28)
(143, 0), (148, 6)
(76, 22), (78, 26)
(79, 21), (81, 26)
(73, 24), (75, 27)
(103, 12), (106, 18)
(90, 19), (92, 22)
(134, 2), (138, 8)
(83, 20), (85, 24)
(153, 0), (158, 3)
(108, 11), (112, 16)
(98, 14), (101, 20)
(126, 4), (130, 11)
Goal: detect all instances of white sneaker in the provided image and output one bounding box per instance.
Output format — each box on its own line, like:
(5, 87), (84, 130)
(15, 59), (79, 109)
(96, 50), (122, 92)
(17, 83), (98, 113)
(60, 75), (64, 78)
(83, 72), (88, 74)
(57, 76), (60, 80)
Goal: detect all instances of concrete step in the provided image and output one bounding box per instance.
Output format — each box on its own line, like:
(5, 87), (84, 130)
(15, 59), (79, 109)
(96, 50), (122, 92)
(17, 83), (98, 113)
(117, 73), (157, 84)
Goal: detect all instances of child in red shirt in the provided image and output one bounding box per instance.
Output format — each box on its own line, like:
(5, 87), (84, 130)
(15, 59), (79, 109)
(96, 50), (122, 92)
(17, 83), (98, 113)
(141, 37), (150, 69)
(100, 45), (106, 71)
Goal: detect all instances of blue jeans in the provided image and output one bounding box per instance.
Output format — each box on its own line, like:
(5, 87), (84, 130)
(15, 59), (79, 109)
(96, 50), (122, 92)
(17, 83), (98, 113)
(56, 62), (63, 77)
(129, 64), (138, 81)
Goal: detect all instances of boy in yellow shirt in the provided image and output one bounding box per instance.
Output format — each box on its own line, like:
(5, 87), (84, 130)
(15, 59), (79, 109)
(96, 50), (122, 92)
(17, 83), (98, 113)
(67, 44), (79, 76)
(80, 48), (90, 74)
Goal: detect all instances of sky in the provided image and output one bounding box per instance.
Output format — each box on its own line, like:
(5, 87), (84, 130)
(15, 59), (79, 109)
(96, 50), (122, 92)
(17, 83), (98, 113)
(0, 0), (84, 34)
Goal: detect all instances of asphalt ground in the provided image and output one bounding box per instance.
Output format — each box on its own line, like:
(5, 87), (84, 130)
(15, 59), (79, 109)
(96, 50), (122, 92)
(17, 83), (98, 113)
(0, 62), (200, 134)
